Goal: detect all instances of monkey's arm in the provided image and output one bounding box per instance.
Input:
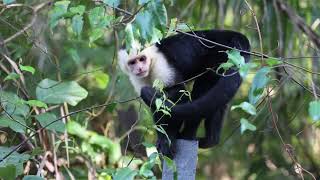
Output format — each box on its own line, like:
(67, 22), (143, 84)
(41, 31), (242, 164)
(141, 73), (241, 120)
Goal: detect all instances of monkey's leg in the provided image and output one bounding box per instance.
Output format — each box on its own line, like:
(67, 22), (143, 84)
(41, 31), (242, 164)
(199, 106), (226, 148)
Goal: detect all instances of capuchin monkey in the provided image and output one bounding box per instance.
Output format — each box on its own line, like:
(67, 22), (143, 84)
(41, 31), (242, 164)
(118, 29), (250, 158)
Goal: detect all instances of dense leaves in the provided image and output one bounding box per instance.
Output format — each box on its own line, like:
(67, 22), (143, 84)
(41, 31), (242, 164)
(0, 0), (319, 179)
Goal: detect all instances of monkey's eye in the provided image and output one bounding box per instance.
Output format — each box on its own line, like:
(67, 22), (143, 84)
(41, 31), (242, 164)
(128, 60), (136, 65)
(139, 56), (146, 62)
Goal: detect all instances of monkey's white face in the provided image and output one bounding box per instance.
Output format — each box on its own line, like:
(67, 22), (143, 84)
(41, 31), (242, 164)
(127, 55), (151, 78)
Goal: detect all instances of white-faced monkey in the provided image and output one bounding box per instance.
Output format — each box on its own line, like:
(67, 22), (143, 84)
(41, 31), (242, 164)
(118, 30), (250, 157)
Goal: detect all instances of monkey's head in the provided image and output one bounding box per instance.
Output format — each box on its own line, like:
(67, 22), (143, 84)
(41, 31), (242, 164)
(118, 48), (152, 78)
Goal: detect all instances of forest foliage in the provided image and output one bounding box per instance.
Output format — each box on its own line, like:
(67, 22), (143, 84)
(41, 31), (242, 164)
(0, 0), (319, 179)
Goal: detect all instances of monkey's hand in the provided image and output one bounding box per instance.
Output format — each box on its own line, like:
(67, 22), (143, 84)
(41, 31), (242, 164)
(156, 135), (176, 159)
(140, 86), (162, 107)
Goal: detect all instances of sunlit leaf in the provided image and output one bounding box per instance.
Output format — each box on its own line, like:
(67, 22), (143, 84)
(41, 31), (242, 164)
(24, 100), (48, 109)
(216, 62), (234, 74)
(266, 58), (282, 66)
(93, 71), (110, 89)
(34, 113), (65, 133)
(240, 118), (256, 134)
(167, 18), (178, 36)
(89, 28), (104, 43)
(155, 98), (162, 110)
(70, 5), (85, 15)
(308, 100), (320, 121)
(231, 102), (257, 115)
(19, 64), (35, 74)
(226, 50), (245, 68)
(36, 79), (88, 106)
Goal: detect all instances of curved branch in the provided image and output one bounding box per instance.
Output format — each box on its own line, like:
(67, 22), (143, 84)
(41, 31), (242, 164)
(0, 2), (51, 45)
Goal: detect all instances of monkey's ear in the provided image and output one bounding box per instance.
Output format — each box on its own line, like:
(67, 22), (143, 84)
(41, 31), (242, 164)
(118, 49), (129, 73)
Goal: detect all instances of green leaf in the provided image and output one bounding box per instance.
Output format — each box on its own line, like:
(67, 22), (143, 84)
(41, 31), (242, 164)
(155, 99), (162, 110)
(0, 115), (26, 133)
(152, 79), (164, 90)
(308, 100), (320, 121)
(231, 102), (257, 115)
(167, 18), (177, 36)
(67, 121), (90, 139)
(163, 156), (176, 172)
(48, 1), (71, 29)
(135, 10), (153, 41)
(0, 165), (16, 180)
(142, 142), (155, 148)
(154, 125), (171, 145)
(88, 7), (113, 28)
(226, 50), (245, 68)
(148, 0), (168, 32)
(0, 147), (30, 177)
(106, 102), (117, 113)
(89, 28), (104, 43)
(216, 62), (234, 74)
(139, 161), (155, 178)
(19, 64), (35, 74)
(0, 91), (30, 117)
(34, 113), (65, 133)
(113, 167), (138, 180)
(3, 0), (15, 5)
(70, 5), (85, 15)
(23, 175), (45, 180)
(125, 24), (135, 50)
(249, 67), (271, 104)
(108, 142), (122, 164)
(239, 62), (257, 78)
(88, 134), (113, 149)
(4, 72), (20, 81)
(36, 79), (88, 106)
(93, 72), (109, 89)
(68, 48), (81, 64)
(24, 100), (48, 108)
(139, 0), (150, 5)
(240, 118), (256, 134)
(266, 58), (282, 66)
(72, 15), (83, 36)
(103, 0), (120, 7)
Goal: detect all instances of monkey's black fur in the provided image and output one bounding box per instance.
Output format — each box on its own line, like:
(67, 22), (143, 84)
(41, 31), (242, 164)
(141, 30), (250, 157)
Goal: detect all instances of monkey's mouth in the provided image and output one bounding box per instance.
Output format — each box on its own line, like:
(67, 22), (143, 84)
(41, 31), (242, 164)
(137, 71), (147, 77)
